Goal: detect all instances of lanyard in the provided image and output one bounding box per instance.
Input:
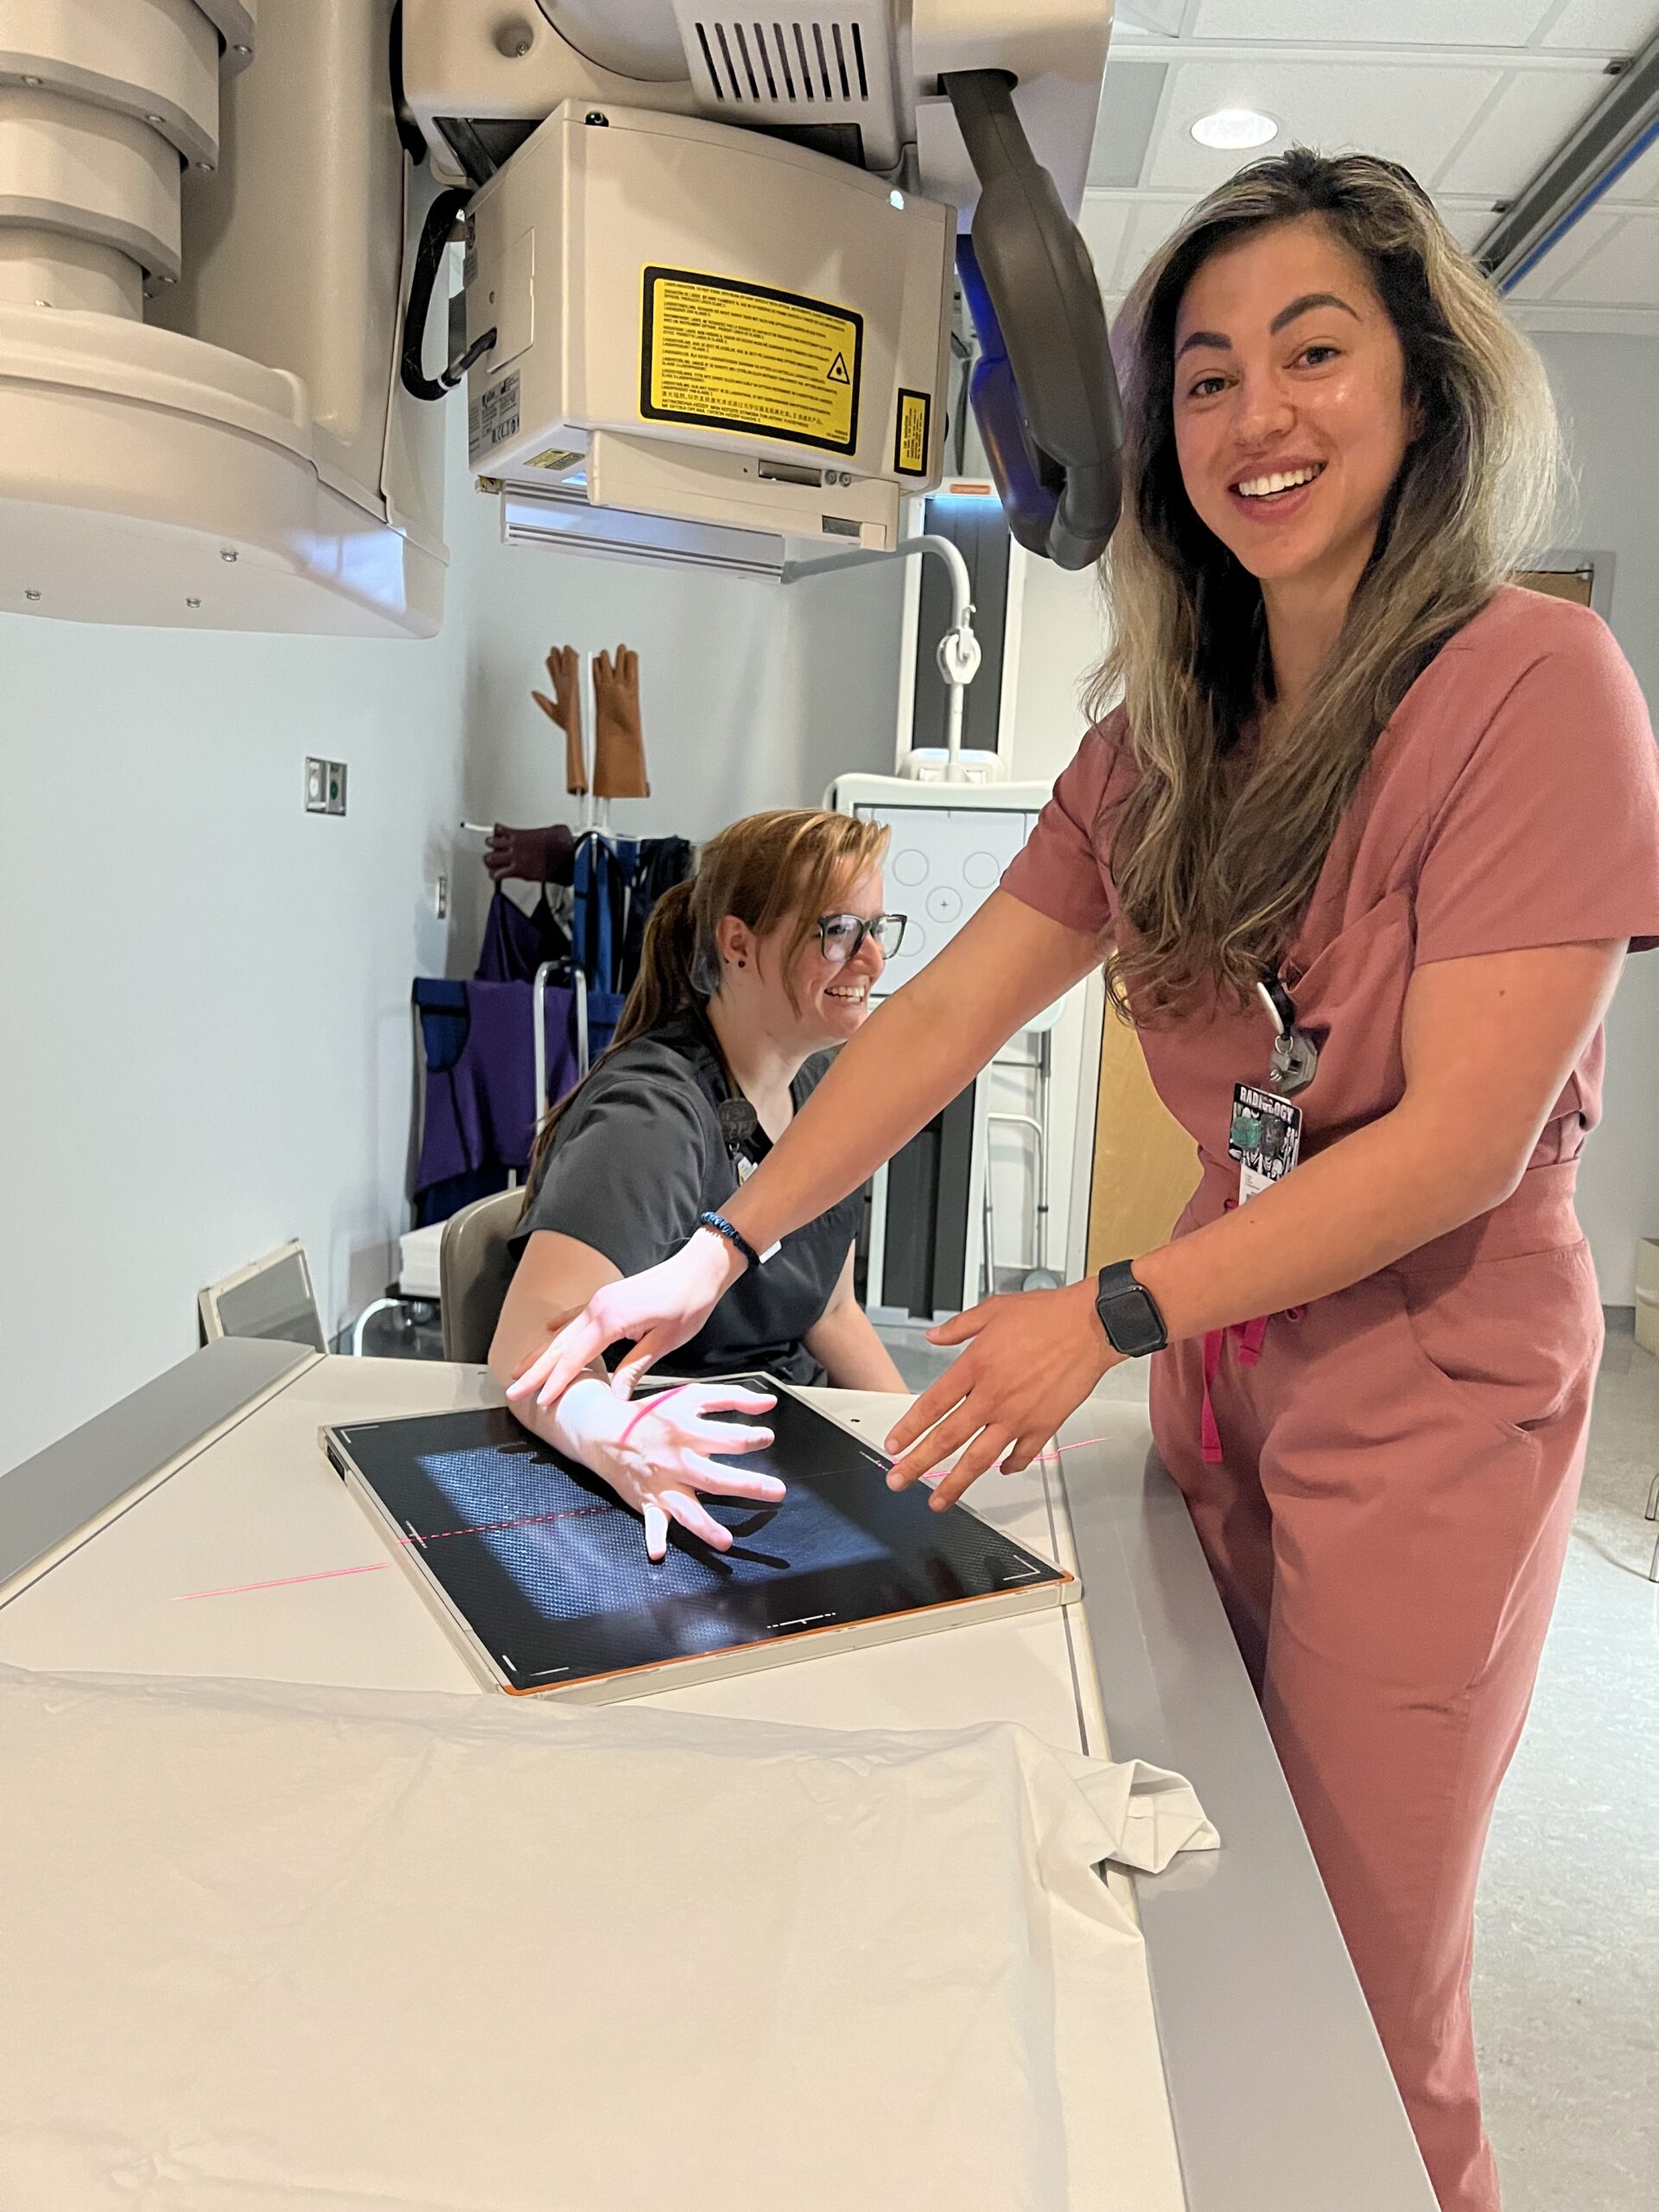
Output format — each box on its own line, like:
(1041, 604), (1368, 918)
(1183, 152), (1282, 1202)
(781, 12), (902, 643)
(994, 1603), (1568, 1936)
(1254, 968), (1319, 1096)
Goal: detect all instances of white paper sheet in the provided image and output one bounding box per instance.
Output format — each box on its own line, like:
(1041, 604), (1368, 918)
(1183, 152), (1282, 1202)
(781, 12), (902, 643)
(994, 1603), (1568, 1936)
(0, 1662), (1216, 2212)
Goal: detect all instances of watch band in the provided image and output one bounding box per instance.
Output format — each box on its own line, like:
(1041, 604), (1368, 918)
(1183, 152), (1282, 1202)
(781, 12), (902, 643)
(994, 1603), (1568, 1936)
(696, 1211), (780, 1271)
(1094, 1259), (1168, 1358)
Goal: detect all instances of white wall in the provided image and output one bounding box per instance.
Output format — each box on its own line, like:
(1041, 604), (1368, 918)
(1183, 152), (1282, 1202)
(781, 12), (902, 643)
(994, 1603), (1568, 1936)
(0, 425), (470, 1474)
(0, 416), (906, 1477)
(1004, 544), (1112, 790)
(445, 481), (905, 958)
(1534, 335), (1659, 1305)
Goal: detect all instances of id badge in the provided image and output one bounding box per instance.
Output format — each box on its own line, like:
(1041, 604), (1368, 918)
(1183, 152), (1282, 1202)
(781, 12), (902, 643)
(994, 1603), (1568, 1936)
(1230, 1083), (1303, 1205)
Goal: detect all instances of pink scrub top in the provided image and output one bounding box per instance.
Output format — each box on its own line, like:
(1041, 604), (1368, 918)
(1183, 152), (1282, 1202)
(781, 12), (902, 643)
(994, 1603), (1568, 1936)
(1002, 587), (1659, 1187)
(1001, 583), (1659, 2212)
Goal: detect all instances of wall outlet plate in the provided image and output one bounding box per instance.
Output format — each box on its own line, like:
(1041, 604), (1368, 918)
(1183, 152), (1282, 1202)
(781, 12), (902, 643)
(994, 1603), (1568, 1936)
(305, 757), (348, 815)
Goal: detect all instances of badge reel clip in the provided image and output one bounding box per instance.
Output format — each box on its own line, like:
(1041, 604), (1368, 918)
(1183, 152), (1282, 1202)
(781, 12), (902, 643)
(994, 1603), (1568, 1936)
(1230, 973), (1317, 1205)
(1256, 975), (1319, 1098)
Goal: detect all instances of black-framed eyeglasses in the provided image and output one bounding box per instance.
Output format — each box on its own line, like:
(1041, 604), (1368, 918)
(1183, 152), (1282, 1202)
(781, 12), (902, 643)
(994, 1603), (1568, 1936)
(815, 912), (908, 964)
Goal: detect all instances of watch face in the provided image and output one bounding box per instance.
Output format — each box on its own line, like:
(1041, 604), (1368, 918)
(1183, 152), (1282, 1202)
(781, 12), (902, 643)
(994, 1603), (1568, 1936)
(1099, 1283), (1165, 1357)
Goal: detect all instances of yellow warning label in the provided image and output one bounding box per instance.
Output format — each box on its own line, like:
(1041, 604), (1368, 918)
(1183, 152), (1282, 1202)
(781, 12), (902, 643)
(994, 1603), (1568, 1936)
(894, 388), (932, 476)
(524, 447), (584, 473)
(641, 267), (862, 457)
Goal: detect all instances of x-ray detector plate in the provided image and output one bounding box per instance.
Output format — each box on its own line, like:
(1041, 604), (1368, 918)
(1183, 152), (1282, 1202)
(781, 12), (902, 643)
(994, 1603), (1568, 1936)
(321, 1378), (1070, 1700)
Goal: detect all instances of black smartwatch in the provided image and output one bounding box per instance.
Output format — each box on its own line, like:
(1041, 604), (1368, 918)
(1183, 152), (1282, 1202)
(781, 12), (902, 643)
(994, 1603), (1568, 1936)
(1094, 1261), (1168, 1357)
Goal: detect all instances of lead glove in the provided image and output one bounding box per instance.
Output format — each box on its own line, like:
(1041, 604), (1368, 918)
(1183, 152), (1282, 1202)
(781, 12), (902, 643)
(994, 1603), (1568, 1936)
(531, 643), (588, 795)
(483, 821), (576, 886)
(592, 645), (649, 799)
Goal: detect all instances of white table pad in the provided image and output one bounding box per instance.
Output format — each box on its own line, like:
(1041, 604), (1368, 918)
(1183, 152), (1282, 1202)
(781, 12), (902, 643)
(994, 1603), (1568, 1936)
(0, 1357), (1203, 2212)
(0, 1362), (1105, 1755)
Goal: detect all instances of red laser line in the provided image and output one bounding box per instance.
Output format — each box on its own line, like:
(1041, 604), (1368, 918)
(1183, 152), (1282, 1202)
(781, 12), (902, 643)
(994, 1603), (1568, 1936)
(175, 1502), (615, 1601)
(418, 1501), (611, 1544)
(175, 1561), (393, 1600)
(173, 1433), (1119, 1601)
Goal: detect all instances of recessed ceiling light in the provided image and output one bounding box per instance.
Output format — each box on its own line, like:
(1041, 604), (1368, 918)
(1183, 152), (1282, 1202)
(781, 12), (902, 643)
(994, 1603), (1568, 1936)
(1191, 108), (1278, 151)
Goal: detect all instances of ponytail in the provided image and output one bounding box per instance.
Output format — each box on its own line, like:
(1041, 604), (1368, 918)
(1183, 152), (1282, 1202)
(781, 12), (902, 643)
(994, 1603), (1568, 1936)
(610, 880), (699, 1047)
(521, 808), (888, 1202)
(523, 880), (701, 1187)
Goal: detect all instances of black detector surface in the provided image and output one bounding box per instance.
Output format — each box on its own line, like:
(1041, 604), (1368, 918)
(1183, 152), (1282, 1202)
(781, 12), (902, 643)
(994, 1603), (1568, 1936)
(325, 1379), (1065, 1694)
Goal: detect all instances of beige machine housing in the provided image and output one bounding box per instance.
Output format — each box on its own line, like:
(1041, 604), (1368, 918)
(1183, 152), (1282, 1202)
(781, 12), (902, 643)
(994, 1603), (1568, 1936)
(0, 0), (447, 638)
(463, 103), (955, 549)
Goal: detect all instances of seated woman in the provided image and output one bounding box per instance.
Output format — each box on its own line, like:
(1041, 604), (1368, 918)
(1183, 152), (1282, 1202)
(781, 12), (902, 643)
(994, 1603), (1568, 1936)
(492, 808), (907, 1559)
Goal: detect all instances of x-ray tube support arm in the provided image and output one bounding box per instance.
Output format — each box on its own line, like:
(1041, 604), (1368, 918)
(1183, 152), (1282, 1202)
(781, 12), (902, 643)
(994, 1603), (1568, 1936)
(783, 535), (982, 774)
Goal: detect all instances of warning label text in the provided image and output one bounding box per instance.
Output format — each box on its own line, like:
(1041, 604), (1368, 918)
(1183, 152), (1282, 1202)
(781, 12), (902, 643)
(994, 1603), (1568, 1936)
(641, 268), (862, 456)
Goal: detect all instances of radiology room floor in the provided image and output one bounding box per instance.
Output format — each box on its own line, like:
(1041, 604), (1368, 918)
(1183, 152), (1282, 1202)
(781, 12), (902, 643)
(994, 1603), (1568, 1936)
(878, 1316), (1659, 2211)
(1472, 1316), (1658, 2212)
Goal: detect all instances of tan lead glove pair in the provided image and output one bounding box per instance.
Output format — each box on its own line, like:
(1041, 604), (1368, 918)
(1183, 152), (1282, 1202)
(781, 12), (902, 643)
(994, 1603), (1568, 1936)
(531, 645), (649, 799)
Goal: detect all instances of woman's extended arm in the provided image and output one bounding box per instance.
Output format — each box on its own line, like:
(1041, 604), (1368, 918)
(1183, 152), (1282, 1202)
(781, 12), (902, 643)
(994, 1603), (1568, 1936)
(491, 1230), (783, 1558)
(489, 1229), (620, 1394)
(516, 892), (1103, 1402)
(720, 892), (1099, 1254)
(803, 1247), (906, 1392)
(886, 939), (1628, 1500)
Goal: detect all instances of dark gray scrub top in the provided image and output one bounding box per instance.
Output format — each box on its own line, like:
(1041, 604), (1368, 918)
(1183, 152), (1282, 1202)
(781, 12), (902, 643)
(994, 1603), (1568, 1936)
(509, 1007), (862, 1385)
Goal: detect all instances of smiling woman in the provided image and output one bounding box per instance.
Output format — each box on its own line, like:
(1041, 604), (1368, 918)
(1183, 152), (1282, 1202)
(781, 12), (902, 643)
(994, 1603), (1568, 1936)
(491, 809), (907, 1559)
(521, 152), (1659, 2212)
(1101, 150), (1561, 1021)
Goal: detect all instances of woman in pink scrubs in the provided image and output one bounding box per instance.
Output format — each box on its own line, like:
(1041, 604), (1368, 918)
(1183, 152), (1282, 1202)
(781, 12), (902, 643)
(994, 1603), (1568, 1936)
(515, 153), (1659, 2209)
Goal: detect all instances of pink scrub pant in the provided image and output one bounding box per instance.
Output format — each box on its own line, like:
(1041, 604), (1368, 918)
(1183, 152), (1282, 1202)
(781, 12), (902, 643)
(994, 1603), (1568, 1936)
(1151, 1163), (1600, 2212)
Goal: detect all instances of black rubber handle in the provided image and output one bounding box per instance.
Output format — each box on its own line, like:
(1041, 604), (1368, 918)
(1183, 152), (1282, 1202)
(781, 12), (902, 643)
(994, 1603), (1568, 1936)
(400, 185), (473, 404)
(945, 71), (1123, 569)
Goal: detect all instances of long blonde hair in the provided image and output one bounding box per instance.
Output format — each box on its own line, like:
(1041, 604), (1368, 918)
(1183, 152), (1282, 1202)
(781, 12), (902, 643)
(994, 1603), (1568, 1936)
(1096, 149), (1561, 1021)
(524, 808), (889, 1190)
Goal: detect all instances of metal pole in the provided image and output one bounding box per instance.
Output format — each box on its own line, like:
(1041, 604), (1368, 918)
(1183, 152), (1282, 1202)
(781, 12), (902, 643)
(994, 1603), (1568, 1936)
(531, 959), (558, 1128)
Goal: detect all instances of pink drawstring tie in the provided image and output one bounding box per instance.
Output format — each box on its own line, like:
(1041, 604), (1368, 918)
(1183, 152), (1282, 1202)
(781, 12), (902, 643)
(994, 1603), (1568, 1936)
(1200, 1315), (1269, 1465)
(1198, 1191), (1304, 1464)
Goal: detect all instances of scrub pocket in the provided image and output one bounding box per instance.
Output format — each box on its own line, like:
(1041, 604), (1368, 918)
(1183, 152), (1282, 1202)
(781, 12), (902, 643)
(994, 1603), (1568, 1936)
(1391, 1238), (1602, 1448)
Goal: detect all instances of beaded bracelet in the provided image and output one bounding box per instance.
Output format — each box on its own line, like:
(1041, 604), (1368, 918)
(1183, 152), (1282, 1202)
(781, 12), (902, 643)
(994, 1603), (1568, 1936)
(696, 1210), (779, 1270)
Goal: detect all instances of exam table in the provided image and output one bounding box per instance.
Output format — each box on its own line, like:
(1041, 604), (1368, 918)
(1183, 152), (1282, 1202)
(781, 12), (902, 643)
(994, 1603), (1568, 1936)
(0, 1343), (1436, 2212)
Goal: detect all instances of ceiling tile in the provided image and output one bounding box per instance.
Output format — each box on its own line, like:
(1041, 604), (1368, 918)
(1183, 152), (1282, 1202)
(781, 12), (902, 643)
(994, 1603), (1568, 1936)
(1433, 66), (1611, 194)
(1114, 0), (1189, 34)
(1089, 59), (1168, 187)
(1609, 133), (1659, 201)
(1189, 0), (1557, 45)
(1547, 208), (1659, 301)
(1124, 197), (1198, 270)
(1436, 201), (1502, 249)
(1146, 59), (1503, 192)
(1076, 198), (1140, 291)
(1103, 200), (1203, 301)
(1506, 204), (1625, 296)
(1538, 1), (1659, 50)
(1102, 194), (1510, 296)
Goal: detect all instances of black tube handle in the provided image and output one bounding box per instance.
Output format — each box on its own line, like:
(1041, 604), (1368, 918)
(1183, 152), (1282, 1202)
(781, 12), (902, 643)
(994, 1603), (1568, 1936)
(400, 187), (496, 403)
(944, 71), (1123, 569)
